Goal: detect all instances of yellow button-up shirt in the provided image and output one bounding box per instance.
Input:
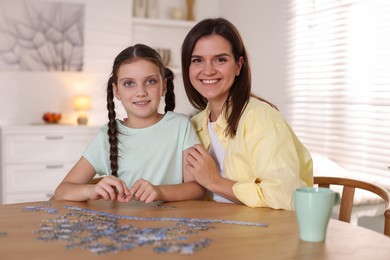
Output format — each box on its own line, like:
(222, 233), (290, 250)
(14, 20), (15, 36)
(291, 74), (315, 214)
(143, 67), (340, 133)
(191, 97), (313, 210)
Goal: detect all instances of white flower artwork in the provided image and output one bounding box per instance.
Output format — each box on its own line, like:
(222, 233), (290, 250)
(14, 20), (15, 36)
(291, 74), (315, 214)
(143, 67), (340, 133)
(0, 0), (85, 71)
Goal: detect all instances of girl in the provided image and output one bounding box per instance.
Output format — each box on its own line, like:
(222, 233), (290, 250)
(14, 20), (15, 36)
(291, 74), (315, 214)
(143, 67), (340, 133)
(54, 44), (204, 203)
(182, 18), (313, 210)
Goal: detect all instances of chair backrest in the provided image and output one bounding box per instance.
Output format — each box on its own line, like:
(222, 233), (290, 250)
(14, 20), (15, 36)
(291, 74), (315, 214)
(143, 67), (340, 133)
(314, 176), (390, 237)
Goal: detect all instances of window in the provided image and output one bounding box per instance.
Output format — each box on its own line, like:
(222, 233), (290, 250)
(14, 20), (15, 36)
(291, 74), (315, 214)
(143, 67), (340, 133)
(285, 0), (390, 177)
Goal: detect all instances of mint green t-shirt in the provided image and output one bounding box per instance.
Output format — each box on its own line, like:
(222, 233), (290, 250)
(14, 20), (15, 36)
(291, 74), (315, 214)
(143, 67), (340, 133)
(82, 112), (199, 187)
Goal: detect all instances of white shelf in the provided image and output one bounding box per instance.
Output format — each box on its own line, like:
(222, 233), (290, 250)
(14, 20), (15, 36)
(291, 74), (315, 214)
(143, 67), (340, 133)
(132, 17), (196, 29)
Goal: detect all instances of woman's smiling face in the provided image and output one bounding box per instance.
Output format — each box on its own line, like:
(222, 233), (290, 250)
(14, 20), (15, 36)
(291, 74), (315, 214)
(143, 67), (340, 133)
(189, 34), (243, 109)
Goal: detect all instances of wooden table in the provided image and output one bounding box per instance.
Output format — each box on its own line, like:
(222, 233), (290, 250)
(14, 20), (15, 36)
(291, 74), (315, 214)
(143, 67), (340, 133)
(1, 200), (389, 259)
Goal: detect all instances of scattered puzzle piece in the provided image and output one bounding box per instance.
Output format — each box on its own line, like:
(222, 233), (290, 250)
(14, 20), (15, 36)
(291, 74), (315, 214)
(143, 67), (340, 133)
(22, 204), (267, 255)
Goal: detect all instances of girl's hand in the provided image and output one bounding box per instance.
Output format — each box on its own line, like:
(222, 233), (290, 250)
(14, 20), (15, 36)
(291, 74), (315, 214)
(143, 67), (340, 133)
(129, 178), (161, 203)
(89, 176), (131, 203)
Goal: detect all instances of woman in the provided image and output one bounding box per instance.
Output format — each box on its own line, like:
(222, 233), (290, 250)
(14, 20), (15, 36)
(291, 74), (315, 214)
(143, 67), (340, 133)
(182, 18), (313, 210)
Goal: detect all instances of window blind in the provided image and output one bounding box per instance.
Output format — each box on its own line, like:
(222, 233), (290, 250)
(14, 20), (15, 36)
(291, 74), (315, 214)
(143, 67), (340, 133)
(285, 0), (390, 177)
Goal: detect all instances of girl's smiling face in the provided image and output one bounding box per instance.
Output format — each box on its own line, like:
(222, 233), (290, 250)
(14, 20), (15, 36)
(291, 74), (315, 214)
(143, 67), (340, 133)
(113, 59), (166, 128)
(189, 34), (243, 111)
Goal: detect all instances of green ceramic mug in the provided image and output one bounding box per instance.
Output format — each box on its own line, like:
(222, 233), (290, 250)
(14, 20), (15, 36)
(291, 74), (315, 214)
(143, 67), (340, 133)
(294, 187), (340, 242)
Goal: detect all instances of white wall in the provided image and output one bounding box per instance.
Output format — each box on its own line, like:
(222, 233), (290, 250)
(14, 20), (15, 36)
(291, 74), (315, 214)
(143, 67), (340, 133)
(0, 0), (286, 126)
(219, 0), (287, 113)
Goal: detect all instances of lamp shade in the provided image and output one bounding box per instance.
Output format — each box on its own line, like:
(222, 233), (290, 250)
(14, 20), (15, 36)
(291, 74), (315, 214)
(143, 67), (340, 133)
(74, 96), (91, 111)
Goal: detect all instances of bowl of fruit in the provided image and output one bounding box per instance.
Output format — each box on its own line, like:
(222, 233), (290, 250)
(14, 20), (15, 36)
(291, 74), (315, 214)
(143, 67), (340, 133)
(42, 112), (62, 124)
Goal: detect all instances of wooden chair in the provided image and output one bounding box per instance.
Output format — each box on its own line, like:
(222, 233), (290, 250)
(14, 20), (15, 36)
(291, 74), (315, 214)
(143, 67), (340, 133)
(314, 176), (390, 237)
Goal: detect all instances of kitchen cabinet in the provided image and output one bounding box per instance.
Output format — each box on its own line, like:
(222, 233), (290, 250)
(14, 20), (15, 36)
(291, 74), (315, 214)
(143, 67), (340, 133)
(0, 125), (99, 204)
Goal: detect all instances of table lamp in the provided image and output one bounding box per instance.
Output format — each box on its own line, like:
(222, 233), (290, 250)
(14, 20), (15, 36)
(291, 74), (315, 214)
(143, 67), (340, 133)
(74, 95), (91, 125)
